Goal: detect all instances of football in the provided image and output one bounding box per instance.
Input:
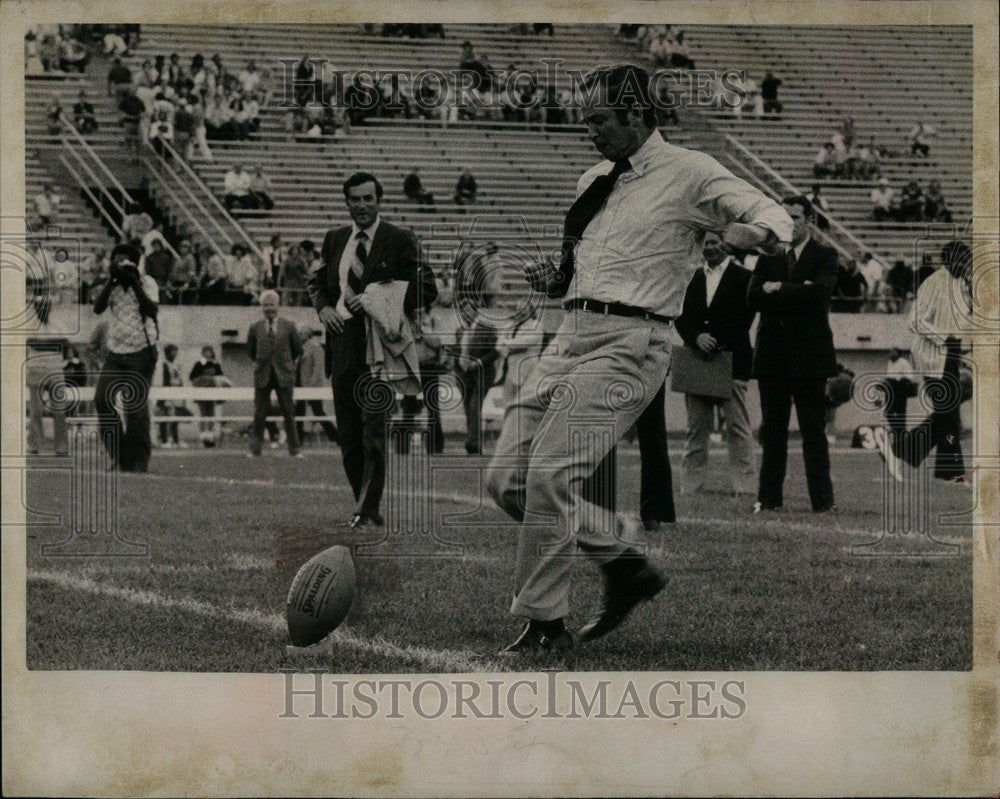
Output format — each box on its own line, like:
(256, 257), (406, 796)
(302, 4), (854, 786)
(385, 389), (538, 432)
(286, 545), (356, 646)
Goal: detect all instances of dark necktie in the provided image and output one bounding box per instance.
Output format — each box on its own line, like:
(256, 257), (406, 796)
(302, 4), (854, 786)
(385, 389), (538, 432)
(550, 158), (632, 298)
(348, 229), (367, 294)
(784, 247), (797, 280)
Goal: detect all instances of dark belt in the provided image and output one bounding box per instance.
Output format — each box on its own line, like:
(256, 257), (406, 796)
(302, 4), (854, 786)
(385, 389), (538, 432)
(564, 298), (674, 324)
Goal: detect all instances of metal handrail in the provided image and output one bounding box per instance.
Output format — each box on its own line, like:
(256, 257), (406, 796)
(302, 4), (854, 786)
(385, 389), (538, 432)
(158, 138), (263, 259)
(58, 154), (124, 237)
(721, 154), (854, 262)
(724, 133), (873, 257)
(59, 113), (134, 222)
(141, 151), (228, 256)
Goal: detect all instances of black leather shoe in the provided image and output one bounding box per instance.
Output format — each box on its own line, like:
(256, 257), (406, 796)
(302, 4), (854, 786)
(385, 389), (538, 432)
(348, 514), (369, 529)
(500, 621), (574, 656)
(578, 553), (665, 643)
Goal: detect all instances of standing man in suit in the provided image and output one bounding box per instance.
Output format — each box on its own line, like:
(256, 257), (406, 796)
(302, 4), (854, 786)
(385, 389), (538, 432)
(486, 64), (793, 655)
(247, 289), (303, 457)
(308, 171), (435, 528)
(675, 230), (756, 495)
(748, 195), (838, 513)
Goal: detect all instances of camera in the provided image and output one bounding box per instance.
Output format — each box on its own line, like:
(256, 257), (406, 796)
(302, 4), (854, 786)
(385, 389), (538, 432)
(109, 261), (139, 284)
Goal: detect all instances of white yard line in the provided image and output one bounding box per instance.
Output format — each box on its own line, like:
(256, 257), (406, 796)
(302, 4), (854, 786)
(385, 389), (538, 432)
(27, 568), (502, 672)
(108, 470), (971, 546)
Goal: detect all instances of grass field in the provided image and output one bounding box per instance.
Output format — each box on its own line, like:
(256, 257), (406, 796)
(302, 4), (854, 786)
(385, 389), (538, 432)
(24, 439), (973, 672)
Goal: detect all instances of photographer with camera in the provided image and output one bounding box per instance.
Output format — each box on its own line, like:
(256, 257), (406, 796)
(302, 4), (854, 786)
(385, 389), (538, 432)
(92, 243), (160, 472)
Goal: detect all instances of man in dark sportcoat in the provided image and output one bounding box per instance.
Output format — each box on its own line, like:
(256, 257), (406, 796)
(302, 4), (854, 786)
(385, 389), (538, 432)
(675, 230), (756, 494)
(247, 289), (303, 457)
(308, 171), (437, 527)
(747, 195), (838, 512)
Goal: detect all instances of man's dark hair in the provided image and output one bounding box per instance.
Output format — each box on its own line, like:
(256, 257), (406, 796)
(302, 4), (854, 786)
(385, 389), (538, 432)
(781, 195), (816, 219)
(343, 171), (384, 200)
(581, 64), (658, 128)
(111, 242), (143, 264)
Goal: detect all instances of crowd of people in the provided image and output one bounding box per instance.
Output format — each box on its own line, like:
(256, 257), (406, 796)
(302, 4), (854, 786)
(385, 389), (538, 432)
(109, 49), (273, 160)
(870, 176), (952, 223)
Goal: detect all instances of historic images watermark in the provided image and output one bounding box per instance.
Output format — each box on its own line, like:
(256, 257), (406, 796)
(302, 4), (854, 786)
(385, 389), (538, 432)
(273, 60), (748, 114)
(280, 670), (747, 720)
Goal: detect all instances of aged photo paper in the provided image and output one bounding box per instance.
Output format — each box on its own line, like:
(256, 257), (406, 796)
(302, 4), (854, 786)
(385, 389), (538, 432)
(2, 0), (997, 795)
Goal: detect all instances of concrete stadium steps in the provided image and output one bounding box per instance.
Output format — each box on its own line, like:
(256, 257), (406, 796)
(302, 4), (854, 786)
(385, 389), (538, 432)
(137, 23), (627, 84)
(662, 24), (972, 262)
(24, 75), (115, 254)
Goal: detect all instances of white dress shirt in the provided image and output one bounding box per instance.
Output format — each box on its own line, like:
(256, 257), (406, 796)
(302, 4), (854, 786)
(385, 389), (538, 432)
(336, 216), (381, 319)
(570, 130), (793, 316)
(703, 256), (732, 306)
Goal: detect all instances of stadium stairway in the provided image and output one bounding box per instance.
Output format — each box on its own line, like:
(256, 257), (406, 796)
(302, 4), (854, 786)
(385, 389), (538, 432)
(24, 74), (116, 257)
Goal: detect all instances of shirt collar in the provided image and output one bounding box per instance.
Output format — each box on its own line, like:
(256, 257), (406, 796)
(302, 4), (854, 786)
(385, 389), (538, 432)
(704, 255), (731, 273)
(352, 216), (381, 241)
(792, 235), (811, 261)
(622, 129), (665, 177)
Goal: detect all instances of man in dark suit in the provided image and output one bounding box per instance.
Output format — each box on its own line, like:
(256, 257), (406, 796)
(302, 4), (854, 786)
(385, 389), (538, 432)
(675, 230), (756, 495)
(247, 289), (303, 457)
(748, 195), (838, 512)
(308, 171), (436, 528)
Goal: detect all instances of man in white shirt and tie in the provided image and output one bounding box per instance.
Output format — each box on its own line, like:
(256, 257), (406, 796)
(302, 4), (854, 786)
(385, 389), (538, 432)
(308, 172), (436, 528)
(485, 64), (793, 655)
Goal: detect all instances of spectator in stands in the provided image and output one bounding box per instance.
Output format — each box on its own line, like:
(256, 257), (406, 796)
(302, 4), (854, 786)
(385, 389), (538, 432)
(103, 29), (129, 57)
(294, 55), (316, 106)
(46, 95), (64, 137)
(805, 184), (830, 231)
(897, 180), (925, 223)
(225, 243), (261, 304)
(649, 32), (674, 67)
(885, 258), (914, 311)
(671, 30), (695, 68)
(72, 90), (98, 133)
(141, 221), (169, 255)
(248, 165), (275, 211)
(454, 168), (477, 205)
(79, 247), (107, 303)
(24, 32), (44, 75)
(923, 179), (951, 222)
(813, 142), (838, 178)
(459, 41), (492, 89)
(404, 167), (435, 206)
(189, 345), (225, 447)
(34, 184), (61, 228)
(760, 71), (782, 115)
(278, 242), (311, 304)
(859, 252), (885, 310)
(533, 23), (555, 36)
(58, 33), (90, 73)
(148, 108), (175, 157)
(909, 121), (936, 156)
(262, 234), (286, 287)
(223, 163), (252, 211)
(118, 89), (147, 154)
(199, 245), (227, 304)
(38, 34), (60, 73)
(870, 177), (896, 222)
(144, 237), (174, 293)
(152, 91), (175, 125)
(108, 56), (133, 103)
(171, 239), (201, 303)
(172, 102), (195, 159)
(163, 53), (185, 88)
(833, 259), (867, 313)
(238, 60), (261, 94)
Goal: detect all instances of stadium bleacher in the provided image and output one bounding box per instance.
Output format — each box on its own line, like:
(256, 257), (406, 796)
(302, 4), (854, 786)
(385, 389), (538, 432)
(24, 23), (972, 303)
